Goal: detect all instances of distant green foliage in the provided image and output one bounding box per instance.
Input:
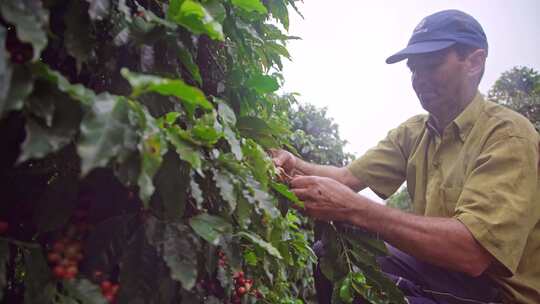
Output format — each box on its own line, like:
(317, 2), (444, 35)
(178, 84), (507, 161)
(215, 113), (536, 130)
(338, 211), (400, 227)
(289, 103), (355, 166)
(488, 66), (540, 131)
(386, 187), (413, 213)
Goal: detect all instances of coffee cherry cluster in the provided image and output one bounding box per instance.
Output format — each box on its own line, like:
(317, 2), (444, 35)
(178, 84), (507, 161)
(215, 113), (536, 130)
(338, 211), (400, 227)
(216, 251), (262, 302)
(218, 250), (228, 267)
(48, 237), (83, 280)
(94, 272), (120, 303)
(47, 208), (90, 280)
(231, 271), (262, 303)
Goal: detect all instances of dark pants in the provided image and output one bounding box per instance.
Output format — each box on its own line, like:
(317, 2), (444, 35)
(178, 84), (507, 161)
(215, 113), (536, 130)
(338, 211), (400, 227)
(314, 242), (503, 304)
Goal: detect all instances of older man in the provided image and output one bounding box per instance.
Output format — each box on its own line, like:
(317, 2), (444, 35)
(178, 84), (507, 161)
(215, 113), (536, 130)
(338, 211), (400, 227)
(273, 10), (539, 304)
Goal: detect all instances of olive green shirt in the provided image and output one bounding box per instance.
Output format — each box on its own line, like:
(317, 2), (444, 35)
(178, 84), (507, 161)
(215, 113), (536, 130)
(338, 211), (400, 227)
(348, 93), (540, 303)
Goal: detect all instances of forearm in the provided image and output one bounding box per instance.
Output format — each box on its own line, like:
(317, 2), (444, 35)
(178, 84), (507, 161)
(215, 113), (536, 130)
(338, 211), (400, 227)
(345, 195), (492, 276)
(295, 159), (365, 191)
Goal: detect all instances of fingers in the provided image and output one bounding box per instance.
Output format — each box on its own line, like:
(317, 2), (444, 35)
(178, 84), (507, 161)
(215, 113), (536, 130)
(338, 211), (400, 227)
(290, 175), (318, 188)
(291, 188), (313, 201)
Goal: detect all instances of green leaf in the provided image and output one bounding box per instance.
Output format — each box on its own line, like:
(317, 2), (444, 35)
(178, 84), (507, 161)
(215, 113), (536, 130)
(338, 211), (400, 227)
(189, 213), (233, 246)
(212, 169), (237, 213)
(339, 275), (353, 304)
(177, 42), (202, 86)
(267, 0), (289, 29)
(237, 116), (279, 148)
(164, 126), (203, 174)
(64, 0), (95, 70)
(117, 226), (180, 303)
(204, 0), (226, 23)
(245, 74), (279, 94)
(235, 195), (252, 229)
(24, 247), (56, 304)
(152, 152), (189, 219)
(32, 63), (96, 105)
(64, 279), (107, 304)
(231, 0), (268, 14)
(78, 94), (138, 176)
(340, 226), (388, 256)
(129, 101), (167, 206)
(236, 231), (282, 259)
(216, 98), (236, 125)
(0, 0), (49, 61)
(0, 240), (8, 300)
(192, 112), (222, 144)
(0, 26), (13, 115)
(242, 139), (271, 188)
(243, 249), (257, 266)
(87, 0), (110, 21)
(244, 176), (280, 218)
(18, 86), (81, 163)
(271, 182), (304, 208)
(167, 0), (224, 40)
(1, 64), (33, 119)
(216, 99), (243, 160)
(189, 171), (204, 209)
(121, 68), (213, 116)
(146, 217), (200, 290)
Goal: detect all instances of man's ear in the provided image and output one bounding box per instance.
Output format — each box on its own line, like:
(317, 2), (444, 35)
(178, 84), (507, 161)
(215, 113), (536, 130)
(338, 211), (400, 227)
(467, 49), (487, 79)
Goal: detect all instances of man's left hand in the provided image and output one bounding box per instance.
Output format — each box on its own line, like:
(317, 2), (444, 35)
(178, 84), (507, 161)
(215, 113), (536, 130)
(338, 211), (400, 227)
(290, 175), (362, 222)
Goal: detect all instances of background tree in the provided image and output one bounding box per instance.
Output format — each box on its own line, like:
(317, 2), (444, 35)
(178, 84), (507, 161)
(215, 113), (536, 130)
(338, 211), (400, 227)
(488, 66), (540, 130)
(385, 187), (413, 213)
(289, 102), (355, 166)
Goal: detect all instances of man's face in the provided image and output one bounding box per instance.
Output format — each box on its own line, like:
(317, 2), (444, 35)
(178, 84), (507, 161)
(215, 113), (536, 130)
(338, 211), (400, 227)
(407, 48), (468, 115)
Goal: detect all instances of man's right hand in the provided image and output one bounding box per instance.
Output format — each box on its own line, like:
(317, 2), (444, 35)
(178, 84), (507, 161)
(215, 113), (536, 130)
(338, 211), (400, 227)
(269, 149), (299, 177)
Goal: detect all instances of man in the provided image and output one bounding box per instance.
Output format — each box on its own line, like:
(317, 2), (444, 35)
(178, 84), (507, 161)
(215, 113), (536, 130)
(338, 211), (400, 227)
(273, 10), (539, 303)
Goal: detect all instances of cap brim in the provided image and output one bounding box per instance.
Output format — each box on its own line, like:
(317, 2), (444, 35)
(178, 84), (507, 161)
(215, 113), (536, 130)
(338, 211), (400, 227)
(385, 40), (456, 64)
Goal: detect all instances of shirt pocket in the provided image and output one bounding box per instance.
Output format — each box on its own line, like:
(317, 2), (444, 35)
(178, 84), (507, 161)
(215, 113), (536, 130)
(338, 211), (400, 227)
(440, 186), (463, 216)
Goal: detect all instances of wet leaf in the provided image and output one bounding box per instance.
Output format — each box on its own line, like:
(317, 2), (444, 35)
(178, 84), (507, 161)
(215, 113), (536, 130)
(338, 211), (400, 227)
(237, 116), (279, 148)
(271, 182), (304, 208)
(64, 279), (107, 304)
(164, 126), (203, 174)
(245, 74), (279, 94)
(1, 64), (33, 118)
(167, 0), (224, 40)
(177, 42), (202, 86)
(78, 94), (138, 176)
(231, 0), (267, 14)
(86, 0), (110, 20)
(24, 247), (56, 304)
(146, 217), (199, 290)
(65, 0), (95, 70)
(189, 213), (233, 246)
(236, 231), (282, 259)
(0, 0), (49, 61)
(19, 86), (81, 163)
(121, 68), (212, 116)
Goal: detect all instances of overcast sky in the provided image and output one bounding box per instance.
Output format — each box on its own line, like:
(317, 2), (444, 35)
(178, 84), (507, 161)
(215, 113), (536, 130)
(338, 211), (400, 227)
(280, 0), (540, 200)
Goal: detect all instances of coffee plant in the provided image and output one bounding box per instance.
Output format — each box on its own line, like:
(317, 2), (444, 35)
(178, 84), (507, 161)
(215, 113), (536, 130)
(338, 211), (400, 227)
(0, 0), (405, 303)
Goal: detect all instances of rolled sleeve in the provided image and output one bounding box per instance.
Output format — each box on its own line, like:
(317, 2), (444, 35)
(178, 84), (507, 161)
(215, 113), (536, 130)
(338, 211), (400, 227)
(347, 120), (416, 198)
(453, 136), (539, 276)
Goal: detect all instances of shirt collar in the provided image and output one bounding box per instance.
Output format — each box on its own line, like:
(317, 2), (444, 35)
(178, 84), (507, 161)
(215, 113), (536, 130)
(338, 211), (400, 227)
(425, 91), (484, 141)
(453, 92), (484, 142)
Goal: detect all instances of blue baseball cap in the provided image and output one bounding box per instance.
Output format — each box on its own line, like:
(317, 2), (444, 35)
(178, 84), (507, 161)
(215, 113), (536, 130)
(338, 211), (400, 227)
(386, 10), (488, 64)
